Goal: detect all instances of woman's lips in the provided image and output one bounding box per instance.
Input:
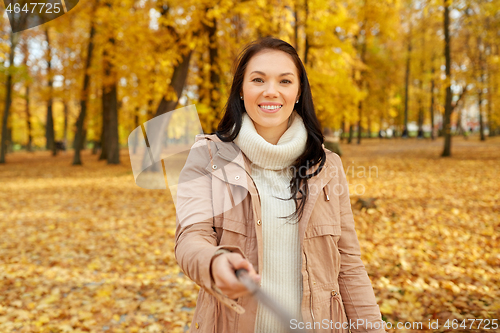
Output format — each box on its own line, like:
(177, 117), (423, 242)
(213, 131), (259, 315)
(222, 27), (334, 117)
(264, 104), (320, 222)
(258, 105), (282, 113)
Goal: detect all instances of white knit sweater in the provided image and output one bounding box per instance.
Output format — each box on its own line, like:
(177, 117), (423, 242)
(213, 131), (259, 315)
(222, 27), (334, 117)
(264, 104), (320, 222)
(233, 110), (307, 333)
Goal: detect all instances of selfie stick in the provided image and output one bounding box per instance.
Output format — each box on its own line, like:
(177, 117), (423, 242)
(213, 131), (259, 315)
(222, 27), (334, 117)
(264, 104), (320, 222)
(235, 269), (308, 333)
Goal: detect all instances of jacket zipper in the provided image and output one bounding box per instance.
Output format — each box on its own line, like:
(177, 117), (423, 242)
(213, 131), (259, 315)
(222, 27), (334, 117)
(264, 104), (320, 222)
(305, 183), (329, 331)
(303, 250), (315, 328)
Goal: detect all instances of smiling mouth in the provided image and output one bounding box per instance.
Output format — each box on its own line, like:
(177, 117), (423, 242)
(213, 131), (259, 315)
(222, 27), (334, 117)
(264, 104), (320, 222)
(258, 105), (283, 110)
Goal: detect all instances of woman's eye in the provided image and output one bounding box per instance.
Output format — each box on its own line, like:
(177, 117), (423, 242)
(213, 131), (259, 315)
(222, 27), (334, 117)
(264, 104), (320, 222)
(252, 78), (292, 84)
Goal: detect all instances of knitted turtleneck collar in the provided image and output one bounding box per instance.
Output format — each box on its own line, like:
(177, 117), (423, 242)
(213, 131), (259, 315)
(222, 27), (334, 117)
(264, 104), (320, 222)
(233, 110), (308, 170)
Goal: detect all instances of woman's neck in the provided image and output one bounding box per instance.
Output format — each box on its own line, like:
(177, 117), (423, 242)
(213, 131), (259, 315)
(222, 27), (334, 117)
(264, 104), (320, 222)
(253, 120), (289, 145)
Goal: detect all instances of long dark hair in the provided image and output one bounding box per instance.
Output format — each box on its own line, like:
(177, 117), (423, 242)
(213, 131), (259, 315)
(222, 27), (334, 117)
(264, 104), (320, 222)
(215, 36), (326, 223)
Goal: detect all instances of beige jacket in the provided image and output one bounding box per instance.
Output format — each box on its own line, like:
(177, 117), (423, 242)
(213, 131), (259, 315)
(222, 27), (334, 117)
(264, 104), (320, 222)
(174, 134), (386, 333)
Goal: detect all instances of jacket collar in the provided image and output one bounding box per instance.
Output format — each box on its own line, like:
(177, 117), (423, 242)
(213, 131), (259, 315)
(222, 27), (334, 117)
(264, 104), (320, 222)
(197, 134), (335, 192)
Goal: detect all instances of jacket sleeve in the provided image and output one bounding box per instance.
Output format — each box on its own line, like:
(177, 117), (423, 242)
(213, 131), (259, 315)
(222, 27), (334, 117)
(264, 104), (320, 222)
(332, 154), (387, 333)
(173, 139), (247, 314)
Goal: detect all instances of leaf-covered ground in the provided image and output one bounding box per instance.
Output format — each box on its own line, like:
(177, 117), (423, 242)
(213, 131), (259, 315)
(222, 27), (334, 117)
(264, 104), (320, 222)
(1, 135), (499, 332)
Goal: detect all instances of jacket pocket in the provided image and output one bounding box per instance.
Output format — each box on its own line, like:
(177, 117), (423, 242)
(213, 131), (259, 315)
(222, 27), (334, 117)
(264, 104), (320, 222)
(213, 216), (249, 236)
(330, 290), (348, 333)
(303, 224), (342, 289)
(304, 224), (341, 240)
(212, 179), (252, 243)
(213, 216), (251, 260)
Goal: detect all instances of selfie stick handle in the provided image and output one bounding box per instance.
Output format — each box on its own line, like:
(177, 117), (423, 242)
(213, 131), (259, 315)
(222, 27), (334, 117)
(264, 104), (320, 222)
(235, 269), (308, 333)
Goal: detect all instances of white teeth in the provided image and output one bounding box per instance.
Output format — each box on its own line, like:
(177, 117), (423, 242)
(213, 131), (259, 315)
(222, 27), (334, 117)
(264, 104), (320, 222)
(259, 105), (282, 110)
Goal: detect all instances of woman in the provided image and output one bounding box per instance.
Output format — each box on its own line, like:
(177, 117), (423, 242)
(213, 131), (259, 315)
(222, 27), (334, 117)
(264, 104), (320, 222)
(174, 37), (386, 333)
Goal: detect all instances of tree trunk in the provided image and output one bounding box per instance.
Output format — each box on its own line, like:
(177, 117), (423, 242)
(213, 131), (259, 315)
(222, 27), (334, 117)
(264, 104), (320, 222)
(82, 129), (88, 149)
(418, 13), (427, 139)
(417, 57), (424, 138)
(63, 101), (68, 149)
(403, 24), (412, 138)
(357, 100), (363, 144)
(151, 2), (193, 118)
(98, 116), (107, 160)
(348, 124), (353, 144)
(6, 127), (12, 153)
(486, 44), (494, 137)
(340, 115), (345, 142)
(202, 16), (221, 133)
(139, 4), (197, 172)
(132, 110), (139, 154)
(441, 0), (453, 157)
(45, 28), (56, 156)
(477, 36), (486, 141)
(208, 18), (220, 132)
(367, 116), (371, 138)
(73, 17), (96, 165)
(478, 89), (485, 141)
(0, 32), (17, 163)
(25, 85), (32, 151)
(146, 96), (155, 121)
(102, 34), (120, 165)
(379, 115), (383, 139)
(493, 45), (499, 135)
(356, 16), (368, 145)
(154, 49), (193, 117)
(22, 41), (33, 152)
(0, 7), (29, 161)
(430, 62), (436, 140)
(355, 62), (364, 144)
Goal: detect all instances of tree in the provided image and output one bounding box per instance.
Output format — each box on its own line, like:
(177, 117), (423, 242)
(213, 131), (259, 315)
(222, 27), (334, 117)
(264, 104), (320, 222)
(441, 0), (453, 157)
(73, 6), (97, 166)
(21, 39), (33, 152)
(0, 32), (20, 163)
(101, 1), (120, 165)
(44, 27), (57, 156)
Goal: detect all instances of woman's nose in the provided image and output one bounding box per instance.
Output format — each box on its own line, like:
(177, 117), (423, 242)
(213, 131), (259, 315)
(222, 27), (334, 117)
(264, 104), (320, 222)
(264, 82), (279, 96)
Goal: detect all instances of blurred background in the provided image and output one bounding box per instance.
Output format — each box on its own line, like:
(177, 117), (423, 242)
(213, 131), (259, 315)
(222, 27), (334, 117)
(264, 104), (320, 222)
(0, 0), (499, 332)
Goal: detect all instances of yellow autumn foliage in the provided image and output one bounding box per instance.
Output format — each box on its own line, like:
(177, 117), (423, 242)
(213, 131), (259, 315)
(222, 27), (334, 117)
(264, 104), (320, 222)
(0, 135), (499, 332)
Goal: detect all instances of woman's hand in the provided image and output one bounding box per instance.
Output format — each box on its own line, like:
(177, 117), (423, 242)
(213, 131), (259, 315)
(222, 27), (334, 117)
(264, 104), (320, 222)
(211, 252), (261, 299)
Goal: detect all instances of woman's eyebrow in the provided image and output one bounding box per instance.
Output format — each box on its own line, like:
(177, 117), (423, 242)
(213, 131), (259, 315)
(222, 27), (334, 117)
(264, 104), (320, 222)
(250, 71), (295, 76)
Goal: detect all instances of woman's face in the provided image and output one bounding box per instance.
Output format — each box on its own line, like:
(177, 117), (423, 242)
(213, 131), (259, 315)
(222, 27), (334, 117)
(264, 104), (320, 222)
(240, 49), (301, 141)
